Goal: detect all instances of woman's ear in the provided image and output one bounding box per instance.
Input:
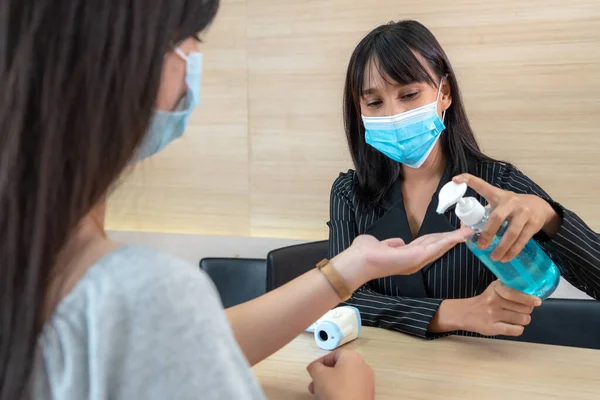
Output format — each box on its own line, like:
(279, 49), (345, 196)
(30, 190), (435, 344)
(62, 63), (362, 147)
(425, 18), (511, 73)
(440, 75), (453, 113)
(155, 37), (198, 112)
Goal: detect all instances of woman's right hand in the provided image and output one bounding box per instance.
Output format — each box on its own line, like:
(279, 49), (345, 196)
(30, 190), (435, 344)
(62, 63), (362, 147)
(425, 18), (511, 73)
(306, 349), (375, 400)
(441, 281), (542, 336)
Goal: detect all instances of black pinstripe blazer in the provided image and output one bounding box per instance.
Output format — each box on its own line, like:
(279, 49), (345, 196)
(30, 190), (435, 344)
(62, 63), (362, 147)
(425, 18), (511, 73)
(327, 160), (600, 338)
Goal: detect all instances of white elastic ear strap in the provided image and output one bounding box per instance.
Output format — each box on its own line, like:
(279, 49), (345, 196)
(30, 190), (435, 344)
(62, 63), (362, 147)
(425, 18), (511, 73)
(436, 76), (444, 101)
(438, 76), (446, 121)
(174, 47), (188, 61)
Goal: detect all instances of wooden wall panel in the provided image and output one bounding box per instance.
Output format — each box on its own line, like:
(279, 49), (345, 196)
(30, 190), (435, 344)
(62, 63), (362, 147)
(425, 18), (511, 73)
(108, 0), (600, 240)
(107, 0), (251, 236)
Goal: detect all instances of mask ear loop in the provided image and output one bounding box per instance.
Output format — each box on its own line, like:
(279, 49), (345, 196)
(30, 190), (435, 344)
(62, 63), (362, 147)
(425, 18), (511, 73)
(436, 76), (446, 122)
(171, 46), (192, 108)
(174, 47), (188, 61)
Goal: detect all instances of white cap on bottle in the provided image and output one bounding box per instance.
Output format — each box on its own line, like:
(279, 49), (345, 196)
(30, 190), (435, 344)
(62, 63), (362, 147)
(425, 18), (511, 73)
(437, 181), (486, 227)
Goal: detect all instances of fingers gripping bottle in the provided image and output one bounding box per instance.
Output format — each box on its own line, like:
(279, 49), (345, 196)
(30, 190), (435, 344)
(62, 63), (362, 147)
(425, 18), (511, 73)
(436, 181), (560, 299)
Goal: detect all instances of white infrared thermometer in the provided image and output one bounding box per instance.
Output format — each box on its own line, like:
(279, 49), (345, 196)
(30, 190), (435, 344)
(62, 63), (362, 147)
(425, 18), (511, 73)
(305, 306), (362, 351)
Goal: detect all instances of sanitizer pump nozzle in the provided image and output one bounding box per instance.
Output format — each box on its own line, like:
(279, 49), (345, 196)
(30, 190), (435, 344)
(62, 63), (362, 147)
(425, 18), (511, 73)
(436, 182), (486, 229)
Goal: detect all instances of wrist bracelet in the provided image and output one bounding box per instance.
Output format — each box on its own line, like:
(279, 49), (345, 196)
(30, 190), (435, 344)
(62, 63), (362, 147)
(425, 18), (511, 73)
(316, 259), (353, 302)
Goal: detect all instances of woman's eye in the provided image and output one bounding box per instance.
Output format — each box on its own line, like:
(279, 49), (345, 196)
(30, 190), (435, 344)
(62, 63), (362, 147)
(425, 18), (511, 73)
(401, 91), (419, 100)
(366, 100), (382, 108)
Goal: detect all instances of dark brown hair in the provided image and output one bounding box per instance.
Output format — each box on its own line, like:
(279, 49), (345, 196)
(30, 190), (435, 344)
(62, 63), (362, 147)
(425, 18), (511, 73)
(343, 20), (495, 205)
(0, 0), (219, 398)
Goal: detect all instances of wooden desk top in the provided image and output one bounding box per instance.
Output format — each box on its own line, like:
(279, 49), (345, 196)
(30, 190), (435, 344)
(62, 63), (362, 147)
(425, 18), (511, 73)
(253, 327), (600, 399)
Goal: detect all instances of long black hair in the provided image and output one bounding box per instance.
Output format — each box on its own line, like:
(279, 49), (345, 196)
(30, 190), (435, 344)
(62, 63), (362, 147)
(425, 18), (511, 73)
(0, 0), (219, 398)
(343, 20), (495, 205)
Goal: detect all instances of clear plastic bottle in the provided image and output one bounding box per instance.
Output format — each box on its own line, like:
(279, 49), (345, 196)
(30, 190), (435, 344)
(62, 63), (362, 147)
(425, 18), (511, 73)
(437, 182), (560, 300)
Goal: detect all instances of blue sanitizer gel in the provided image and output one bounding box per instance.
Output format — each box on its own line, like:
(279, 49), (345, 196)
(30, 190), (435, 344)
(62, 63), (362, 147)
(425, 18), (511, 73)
(437, 182), (560, 299)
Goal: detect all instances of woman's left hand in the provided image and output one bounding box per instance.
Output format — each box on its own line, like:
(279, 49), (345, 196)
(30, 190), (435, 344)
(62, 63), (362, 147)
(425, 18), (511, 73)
(332, 227), (473, 290)
(453, 173), (562, 262)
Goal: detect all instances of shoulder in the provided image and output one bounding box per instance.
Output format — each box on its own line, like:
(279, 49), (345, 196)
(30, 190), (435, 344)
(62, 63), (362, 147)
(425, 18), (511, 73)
(92, 245), (217, 306)
(82, 245), (220, 317)
(470, 159), (547, 196)
(44, 245), (224, 342)
(470, 159), (518, 184)
(331, 169), (357, 198)
(36, 246), (263, 399)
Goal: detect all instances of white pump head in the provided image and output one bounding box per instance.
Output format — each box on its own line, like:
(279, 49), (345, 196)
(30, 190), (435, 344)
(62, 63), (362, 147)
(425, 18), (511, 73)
(436, 181), (486, 227)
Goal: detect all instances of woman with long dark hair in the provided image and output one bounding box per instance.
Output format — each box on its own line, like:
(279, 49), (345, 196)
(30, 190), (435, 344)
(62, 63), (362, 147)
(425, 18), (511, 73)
(0, 3), (472, 399)
(329, 20), (600, 339)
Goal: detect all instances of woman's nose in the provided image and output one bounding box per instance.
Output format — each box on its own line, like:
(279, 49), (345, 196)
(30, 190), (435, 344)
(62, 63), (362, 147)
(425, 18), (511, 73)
(383, 102), (407, 117)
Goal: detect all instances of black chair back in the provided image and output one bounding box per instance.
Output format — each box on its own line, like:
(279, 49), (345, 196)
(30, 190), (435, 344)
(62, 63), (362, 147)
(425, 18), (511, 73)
(266, 240), (328, 291)
(500, 298), (600, 349)
(199, 258), (266, 308)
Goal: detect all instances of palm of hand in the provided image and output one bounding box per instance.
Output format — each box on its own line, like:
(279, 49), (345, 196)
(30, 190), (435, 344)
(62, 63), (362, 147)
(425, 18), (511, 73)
(350, 227), (472, 279)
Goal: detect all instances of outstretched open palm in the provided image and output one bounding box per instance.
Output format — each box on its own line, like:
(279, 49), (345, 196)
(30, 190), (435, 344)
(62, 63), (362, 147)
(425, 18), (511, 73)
(348, 227), (472, 281)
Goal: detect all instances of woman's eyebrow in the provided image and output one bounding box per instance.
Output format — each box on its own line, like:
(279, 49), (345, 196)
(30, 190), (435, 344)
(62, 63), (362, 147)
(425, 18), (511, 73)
(362, 82), (416, 96)
(361, 87), (378, 96)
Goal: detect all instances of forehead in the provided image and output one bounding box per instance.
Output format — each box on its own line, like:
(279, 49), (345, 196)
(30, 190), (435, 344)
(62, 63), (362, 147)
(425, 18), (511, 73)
(362, 59), (392, 92)
(361, 52), (435, 92)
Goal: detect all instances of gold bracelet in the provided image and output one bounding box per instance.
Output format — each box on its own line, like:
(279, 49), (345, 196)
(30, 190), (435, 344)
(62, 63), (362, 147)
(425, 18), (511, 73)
(316, 259), (353, 301)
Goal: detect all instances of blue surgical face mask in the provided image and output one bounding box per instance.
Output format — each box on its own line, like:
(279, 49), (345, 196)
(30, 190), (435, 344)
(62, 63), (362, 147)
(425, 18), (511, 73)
(362, 78), (446, 169)
(135, 47), (203, 161)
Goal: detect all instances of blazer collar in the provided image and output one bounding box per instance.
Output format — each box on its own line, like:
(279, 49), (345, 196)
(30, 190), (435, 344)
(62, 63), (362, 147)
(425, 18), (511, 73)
(365, 164), (475, 275)
(368, 165), (455, 237)
(364, 160), (482, 297)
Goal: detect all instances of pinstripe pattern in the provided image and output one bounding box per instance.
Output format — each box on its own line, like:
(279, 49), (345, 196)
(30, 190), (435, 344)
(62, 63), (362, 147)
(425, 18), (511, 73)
(327, 161), (600, 339)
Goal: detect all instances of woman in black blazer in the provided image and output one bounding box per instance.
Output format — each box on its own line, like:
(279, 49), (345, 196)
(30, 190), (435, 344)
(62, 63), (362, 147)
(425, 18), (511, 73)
(329, 20), (600, 339)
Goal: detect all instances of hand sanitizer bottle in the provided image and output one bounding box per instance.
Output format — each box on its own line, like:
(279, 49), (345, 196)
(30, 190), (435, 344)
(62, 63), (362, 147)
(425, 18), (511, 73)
(437, 181), (560, 300)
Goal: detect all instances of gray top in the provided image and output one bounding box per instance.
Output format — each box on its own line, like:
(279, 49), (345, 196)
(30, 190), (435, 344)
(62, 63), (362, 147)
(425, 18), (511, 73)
(33, 245), (265, 400)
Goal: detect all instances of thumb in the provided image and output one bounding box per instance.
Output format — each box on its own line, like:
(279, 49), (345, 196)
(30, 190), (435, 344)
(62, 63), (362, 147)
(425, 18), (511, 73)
(382, 238), (405, 248)
(306, 360), (330, 379)
(308, 381), (315, 395)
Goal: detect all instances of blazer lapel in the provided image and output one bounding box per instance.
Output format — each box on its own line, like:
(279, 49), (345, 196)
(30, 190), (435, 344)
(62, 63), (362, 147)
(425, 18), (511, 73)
(364, 165), (480, 298)
(429, 160), (486, 291)
(365, 181), (413, 244)
(419, 166), (460, 274)
(366, 181), (429, 298)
